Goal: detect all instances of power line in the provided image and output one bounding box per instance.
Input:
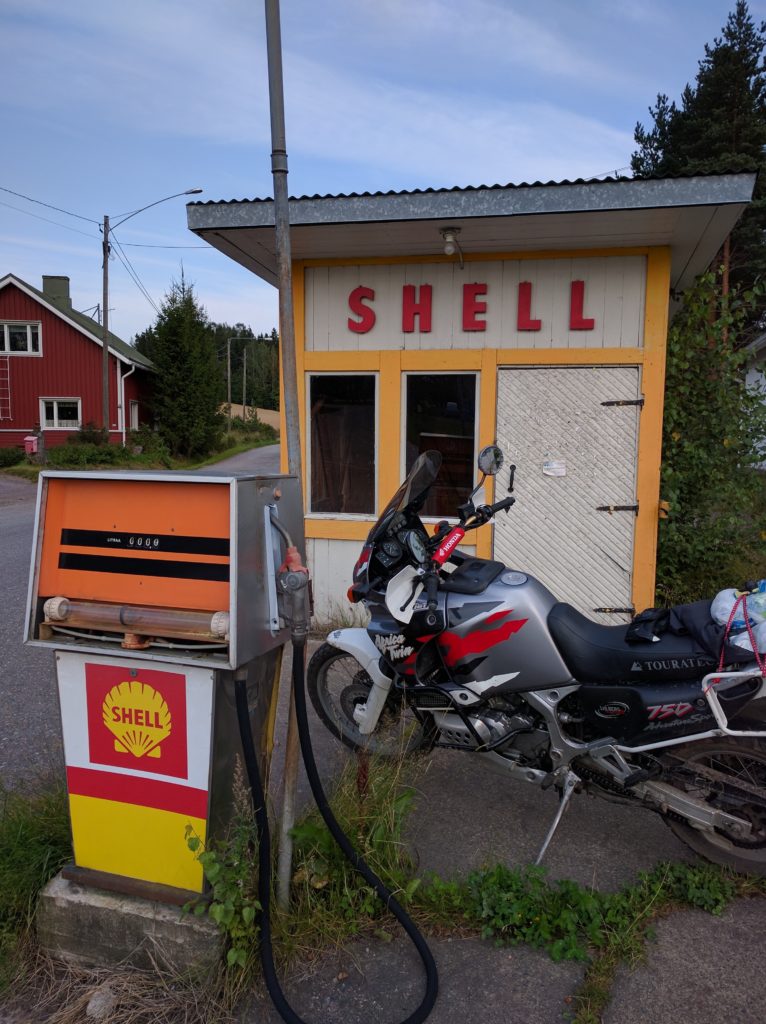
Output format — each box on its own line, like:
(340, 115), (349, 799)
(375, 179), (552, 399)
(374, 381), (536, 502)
(0, 198), (99, 239)
(0, 185), (100, 224)
(110, 234), (161, 317)
(120, 242), (210, 249)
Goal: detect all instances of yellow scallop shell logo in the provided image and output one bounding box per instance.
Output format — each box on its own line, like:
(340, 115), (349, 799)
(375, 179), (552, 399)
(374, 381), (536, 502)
(102, 681), (172, 759)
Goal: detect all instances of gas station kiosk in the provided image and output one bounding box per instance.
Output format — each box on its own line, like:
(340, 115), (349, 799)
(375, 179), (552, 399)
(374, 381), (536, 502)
(25, 469), (304, 902)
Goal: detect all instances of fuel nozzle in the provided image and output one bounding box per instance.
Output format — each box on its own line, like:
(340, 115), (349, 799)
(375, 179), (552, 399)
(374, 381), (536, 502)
(270, 513), (311, 644)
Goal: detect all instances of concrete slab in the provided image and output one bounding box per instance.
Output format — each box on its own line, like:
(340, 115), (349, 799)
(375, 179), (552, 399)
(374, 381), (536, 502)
(604, 898), (766, 1024)
(246, 934), (583, 1024)
(36, 874), (222, 973)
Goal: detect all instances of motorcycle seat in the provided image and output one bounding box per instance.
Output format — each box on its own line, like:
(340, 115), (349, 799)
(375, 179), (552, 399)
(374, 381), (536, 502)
(547, 602), (719, 684)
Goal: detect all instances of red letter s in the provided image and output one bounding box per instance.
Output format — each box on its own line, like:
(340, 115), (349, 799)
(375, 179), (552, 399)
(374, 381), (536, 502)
(348, 286), (376, 334)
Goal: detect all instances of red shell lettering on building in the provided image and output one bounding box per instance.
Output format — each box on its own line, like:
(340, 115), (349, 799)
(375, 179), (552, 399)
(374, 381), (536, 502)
(345, 278), (597, 333)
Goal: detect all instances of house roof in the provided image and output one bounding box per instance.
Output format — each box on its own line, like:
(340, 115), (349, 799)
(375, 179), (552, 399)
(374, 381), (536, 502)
(187, 171), (757, 301)
(0, 273), (153, 370)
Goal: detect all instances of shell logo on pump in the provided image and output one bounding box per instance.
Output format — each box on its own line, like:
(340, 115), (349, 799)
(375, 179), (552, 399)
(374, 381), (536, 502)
(102, 682), (172, 759)
(86, 664), (188, 779)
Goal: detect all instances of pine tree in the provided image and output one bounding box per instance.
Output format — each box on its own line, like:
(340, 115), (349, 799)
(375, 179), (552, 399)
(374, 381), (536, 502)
(148, 278), (223, 458)
(632, 1), (766, 332)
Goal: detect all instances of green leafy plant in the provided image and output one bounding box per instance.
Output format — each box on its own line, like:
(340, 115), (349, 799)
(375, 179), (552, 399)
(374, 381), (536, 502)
(657, 270), (766, 603)
(0, 783), (71, 991)
(0, 447), (24, 468)
(185, 817), (261, 971)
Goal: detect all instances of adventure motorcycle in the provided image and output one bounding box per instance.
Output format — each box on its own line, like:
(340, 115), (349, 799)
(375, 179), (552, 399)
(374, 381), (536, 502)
(307, 447), (766, 874)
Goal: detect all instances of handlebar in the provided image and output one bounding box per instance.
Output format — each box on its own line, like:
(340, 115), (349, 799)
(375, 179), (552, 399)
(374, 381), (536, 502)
(423, 570), (439, 610)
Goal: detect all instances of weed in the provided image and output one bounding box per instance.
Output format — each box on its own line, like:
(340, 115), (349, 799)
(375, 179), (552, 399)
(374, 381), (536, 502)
(0, 781), (71, 992)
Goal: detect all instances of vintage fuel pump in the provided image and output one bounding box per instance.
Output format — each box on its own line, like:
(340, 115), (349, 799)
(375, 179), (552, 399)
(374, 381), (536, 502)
(25, 468), (303, 899)
(26, 467), (438, 1023)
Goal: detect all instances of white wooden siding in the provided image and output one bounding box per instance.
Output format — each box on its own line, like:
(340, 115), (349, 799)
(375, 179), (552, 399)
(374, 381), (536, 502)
(305, 256), (646, 352)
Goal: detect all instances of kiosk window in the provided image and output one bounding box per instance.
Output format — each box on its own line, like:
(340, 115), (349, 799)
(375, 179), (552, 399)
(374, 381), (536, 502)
(405, 374), (476, 517)
(310, 375), (376, 514)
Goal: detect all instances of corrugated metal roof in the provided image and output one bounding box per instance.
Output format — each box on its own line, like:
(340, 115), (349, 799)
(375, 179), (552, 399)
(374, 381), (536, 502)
(0, 274), (154, 370)
(188, 168), (757, 207)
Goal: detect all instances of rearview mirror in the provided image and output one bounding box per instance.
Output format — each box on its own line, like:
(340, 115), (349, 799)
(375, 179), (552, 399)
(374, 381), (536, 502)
(477, 445), (504, 476)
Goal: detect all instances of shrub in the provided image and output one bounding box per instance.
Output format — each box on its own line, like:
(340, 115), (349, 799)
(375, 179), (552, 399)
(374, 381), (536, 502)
(71, 422), (109, 446)
(47, 443), (127, 467)
(0, 447), (24, 468)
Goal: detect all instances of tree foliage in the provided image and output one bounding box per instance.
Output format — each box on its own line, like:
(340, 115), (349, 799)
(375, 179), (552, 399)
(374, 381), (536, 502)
(657, 271), (766, 603)
(633, 1), (766, 335)
(137, 278), (223, 458)
(209, 324), (280, 412)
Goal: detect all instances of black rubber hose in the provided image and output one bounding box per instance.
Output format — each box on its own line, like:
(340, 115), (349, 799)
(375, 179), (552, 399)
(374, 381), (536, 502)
(234, 643), (439, 1024)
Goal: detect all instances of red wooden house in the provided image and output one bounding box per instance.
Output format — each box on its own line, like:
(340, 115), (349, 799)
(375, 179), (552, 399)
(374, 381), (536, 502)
(0, 274), (153, 449)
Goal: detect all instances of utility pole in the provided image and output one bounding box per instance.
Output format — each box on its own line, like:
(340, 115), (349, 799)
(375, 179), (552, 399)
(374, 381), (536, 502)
(264, 0), (303, 912)
(100, 189), (203, 433)
(227, 337), (232, 429)
(242, 345), (247, 413)
(101, 216), (110, 430)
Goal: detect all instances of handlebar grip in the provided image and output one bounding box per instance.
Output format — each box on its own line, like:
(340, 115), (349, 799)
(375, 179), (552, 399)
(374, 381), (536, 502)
(490, 496), (516, 515)
(424, 571), (439, 610)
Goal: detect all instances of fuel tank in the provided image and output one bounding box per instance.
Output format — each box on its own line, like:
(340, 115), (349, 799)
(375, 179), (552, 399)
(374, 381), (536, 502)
(436, 569), (573, 692)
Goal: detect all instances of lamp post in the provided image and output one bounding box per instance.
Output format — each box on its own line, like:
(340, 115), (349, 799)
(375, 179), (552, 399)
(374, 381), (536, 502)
(101, 188), (203, 431)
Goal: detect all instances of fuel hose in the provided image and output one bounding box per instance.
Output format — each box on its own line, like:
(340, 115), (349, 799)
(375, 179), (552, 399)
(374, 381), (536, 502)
(234, 640), (439, 1024)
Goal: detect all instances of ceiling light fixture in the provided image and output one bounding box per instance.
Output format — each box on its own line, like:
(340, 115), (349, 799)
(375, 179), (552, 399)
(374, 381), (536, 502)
(440, 227), (464, 269)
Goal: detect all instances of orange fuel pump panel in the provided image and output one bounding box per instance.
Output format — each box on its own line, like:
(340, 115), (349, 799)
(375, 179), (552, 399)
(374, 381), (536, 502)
(38, 478), (230, 611)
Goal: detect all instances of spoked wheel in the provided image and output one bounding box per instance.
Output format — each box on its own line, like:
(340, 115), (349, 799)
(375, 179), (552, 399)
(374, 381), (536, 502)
(306, 643), (428, 757)
(663, 737), (766, 875)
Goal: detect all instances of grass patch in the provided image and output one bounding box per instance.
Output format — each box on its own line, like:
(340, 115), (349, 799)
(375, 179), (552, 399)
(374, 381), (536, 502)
(0, 781), (72, 992)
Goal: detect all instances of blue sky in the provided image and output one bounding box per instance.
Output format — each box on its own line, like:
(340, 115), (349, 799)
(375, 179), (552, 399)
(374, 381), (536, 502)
(1, 1), (761, 342)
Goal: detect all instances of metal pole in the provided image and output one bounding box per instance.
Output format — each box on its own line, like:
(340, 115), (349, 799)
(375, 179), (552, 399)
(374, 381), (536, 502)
(264, 0), (304, 913)
(101, 215), (110, 431)
(242, 345), (247, 413)
(227, 337), (232, 429)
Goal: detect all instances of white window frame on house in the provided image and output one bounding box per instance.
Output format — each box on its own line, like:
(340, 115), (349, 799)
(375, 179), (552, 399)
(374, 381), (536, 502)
(129, 400), (140, 431)
(0, 321), (42, 356)
(40, 397), (82, 430)
(400, 371), (480, 522)
(306, 371), (379, 518)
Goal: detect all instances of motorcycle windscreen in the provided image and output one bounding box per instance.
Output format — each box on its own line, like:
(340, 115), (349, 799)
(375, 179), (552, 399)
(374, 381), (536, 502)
(367, 450), (442, 543)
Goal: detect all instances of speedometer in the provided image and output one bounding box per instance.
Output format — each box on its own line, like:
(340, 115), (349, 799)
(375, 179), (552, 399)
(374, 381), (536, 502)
(405, 530), (428, 563)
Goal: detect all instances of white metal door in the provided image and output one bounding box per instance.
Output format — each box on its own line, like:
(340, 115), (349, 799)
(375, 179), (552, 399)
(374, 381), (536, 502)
(495, 366), (641, 624)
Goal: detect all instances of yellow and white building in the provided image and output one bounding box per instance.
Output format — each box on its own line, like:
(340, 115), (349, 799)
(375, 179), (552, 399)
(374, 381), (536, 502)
(188, 173), (755, 623)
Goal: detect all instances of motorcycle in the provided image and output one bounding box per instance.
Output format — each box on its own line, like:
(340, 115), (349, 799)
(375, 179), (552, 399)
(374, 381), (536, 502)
(307, 447), (766, 874)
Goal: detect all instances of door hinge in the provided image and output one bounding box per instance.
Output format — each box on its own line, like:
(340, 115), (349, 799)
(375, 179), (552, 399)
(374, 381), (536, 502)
(596, 504), (639, 515)
(594, 606), (635, 615)
(601, 398), (645, 408)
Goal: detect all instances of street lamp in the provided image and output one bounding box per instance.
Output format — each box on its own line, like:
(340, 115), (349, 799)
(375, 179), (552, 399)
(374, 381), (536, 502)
(101, 188), (203, 431)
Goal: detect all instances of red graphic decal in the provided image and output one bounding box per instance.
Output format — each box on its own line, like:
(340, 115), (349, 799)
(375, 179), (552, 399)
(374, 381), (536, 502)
(647, 702), (695, 721)
(438, 610), (527, 663)
(85, 664), (188, 779)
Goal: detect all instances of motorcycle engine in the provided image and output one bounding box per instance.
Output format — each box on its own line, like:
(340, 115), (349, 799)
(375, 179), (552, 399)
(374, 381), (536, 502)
(433, 708), (548, 759)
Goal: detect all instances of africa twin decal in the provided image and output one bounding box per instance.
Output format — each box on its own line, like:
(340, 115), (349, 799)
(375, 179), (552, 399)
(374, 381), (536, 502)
(438, 608), (528, 666)
(374, 633), (415, 661)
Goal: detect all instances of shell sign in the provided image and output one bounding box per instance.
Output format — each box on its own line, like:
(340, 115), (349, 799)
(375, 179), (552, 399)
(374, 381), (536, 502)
(86, 665), (188, 779)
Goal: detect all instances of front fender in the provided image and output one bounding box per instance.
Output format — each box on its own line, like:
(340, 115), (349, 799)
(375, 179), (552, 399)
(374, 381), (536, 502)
(325, 628), (393, 735)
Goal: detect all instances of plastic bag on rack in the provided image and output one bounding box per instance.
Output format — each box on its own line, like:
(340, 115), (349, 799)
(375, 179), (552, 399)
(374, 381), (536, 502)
(730, 620), (766, 655)
(711, 582), (766, 628)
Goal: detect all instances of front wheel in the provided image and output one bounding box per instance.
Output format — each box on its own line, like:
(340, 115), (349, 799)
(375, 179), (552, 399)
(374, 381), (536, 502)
(662, 736), (766, 876)
(306, 643), (428, 758)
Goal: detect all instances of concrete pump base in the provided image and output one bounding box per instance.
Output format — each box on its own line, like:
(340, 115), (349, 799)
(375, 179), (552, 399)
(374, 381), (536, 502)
(36, 873), (222, 973)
